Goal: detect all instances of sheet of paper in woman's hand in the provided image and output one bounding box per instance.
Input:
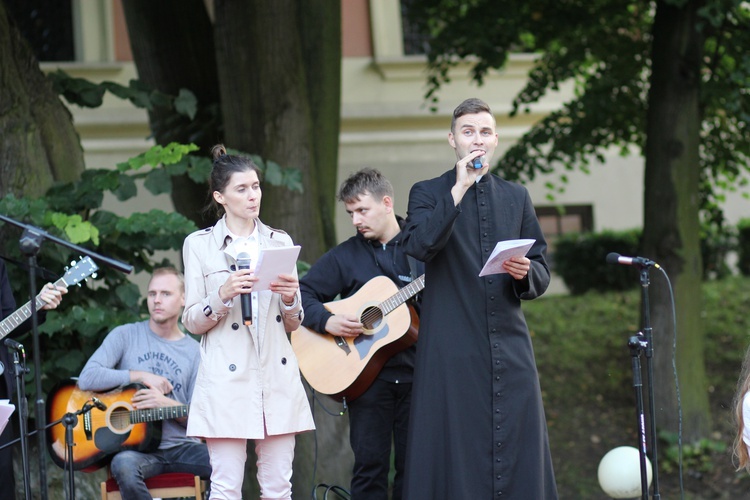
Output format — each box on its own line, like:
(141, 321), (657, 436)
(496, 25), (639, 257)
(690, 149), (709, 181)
(479, 239), (536, 276)
(253, 245), (302, 291)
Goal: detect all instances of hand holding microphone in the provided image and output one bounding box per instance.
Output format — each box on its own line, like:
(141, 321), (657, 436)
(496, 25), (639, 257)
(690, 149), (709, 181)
(236, 252), (254, 326)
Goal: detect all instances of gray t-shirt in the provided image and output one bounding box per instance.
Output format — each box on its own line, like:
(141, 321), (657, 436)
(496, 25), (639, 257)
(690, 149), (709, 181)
(78, 321), (201, 449)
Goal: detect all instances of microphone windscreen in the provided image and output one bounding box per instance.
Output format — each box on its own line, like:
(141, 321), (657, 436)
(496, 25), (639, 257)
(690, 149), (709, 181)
(605, 252), (621, 264)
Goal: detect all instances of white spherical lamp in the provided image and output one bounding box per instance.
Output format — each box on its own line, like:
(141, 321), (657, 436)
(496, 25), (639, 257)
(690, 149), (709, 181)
(597, 446), (652, 499)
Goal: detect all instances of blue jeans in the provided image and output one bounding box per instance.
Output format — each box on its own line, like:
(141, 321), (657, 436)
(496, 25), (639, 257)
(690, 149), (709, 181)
(348, 379), (412, 500)
(110, 441), (211, 500)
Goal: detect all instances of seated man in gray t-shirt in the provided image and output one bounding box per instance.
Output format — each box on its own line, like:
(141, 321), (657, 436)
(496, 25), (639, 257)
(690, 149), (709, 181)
(78, 267), (210, 498)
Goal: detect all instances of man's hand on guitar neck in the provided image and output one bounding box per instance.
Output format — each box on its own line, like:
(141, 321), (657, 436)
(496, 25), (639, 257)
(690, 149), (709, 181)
(325, 314), (364, 338)
(39, 283), (68, 310)
(130, 370), (173, 395)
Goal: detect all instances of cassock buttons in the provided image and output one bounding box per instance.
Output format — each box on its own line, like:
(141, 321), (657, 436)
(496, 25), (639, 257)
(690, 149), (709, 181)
(229, 364), (236, 371)
(230, 265), (236, 271)
(276, 315), (282, 323)
(232, 323), (239, 330)
(281, 357), (287, 365)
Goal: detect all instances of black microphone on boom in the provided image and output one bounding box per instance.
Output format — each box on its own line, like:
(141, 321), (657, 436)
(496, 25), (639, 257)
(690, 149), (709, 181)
(237, 252), (253, 326)
(4, 338), (24, 352)
(605, 252), (660, 269)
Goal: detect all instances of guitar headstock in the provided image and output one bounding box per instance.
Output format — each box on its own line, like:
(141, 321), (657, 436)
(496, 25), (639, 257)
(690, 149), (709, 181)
(61, 256), (99, 287)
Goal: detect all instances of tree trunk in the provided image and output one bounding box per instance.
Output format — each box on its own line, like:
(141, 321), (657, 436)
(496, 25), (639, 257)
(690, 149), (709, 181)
(214, 0), (341, 262)
(213, 1), (346, 496)
(120, 0), (221, 228)
(0, 1), (84, 198)
(643, 0), (709, 444)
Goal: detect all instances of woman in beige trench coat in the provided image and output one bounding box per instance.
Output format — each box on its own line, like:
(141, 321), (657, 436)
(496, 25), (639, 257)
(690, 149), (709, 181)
(182, 144), (314, 499)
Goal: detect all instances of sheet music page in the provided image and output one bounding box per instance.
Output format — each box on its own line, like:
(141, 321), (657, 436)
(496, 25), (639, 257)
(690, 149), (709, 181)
(0, 399), (15, 435)
(479, 239), (536, 277)
(253, 245), (302, 291)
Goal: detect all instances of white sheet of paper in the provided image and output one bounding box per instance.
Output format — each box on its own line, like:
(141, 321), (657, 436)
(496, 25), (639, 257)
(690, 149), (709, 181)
(252, 245), (301, 291)
(0, 399), (15, 435)
(479, 239), (536, 277)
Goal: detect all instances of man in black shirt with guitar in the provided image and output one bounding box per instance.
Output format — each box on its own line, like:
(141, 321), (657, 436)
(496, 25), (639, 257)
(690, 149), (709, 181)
(298, 168), (424, 500)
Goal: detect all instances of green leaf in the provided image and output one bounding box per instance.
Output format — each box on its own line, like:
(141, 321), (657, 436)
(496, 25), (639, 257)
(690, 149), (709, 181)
(116, 282), (142, 306)
(174, 89), (198, 120)
(144, 168), (173, 195)
(113, 173), (138, 201)
(55, 351), (87, 372)
(264, 160), (284, 186)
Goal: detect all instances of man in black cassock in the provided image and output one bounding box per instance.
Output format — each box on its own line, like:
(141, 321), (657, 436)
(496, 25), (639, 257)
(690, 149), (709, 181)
(400, 97), (558, 499)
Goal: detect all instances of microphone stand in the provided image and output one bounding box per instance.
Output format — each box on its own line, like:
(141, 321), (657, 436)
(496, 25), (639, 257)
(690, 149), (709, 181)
(628, 333), (649, 500)
(639, 265), (661, 499)
(60, 400), (97, 500)
(626, 263), (662, 499)
(0, 214), (133, 500)
(0, 399), (99, 500)
(10, 346), (32, 499)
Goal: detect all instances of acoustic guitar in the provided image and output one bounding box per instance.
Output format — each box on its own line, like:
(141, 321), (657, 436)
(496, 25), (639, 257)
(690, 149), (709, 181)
(0, 256), (98, 340)
(291, 274), (425, 402)
(47, 379), (188, 471)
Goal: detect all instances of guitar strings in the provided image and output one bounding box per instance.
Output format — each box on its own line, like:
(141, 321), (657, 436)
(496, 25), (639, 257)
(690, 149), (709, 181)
(356, 280), (423, 327)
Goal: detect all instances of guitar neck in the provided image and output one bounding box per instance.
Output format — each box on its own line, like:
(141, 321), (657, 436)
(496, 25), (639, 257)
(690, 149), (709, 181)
(0, 276), (66, 340)
(380, 274), (425, 315)
(130, 405), (189, 423)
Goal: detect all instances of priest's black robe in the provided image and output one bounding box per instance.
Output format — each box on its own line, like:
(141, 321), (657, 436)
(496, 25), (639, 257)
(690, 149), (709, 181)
(400, 169), (558, 499)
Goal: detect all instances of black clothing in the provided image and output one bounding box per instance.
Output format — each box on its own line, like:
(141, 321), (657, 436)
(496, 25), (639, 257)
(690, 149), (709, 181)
(0, 259), (47, 500)
(400, 171), (558, 499)
(300, 220), (424, 499)
(348, 378), (411, 500)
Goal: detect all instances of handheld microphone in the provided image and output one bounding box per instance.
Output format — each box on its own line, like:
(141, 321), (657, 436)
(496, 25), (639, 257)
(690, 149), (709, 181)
(91, 397), (107, 411)
(4, 338), (24, 352)
(605, 252), (660, 269)
(237, 252), (253, 326)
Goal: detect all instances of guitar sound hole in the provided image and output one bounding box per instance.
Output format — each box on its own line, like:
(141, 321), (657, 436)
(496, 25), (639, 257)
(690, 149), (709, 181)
(109, 407), (131, 431)
(360, 306), (383, 331)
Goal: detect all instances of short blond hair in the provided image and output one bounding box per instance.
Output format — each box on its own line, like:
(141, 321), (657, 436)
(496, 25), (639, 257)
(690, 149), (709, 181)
(150, 266), (185, 294)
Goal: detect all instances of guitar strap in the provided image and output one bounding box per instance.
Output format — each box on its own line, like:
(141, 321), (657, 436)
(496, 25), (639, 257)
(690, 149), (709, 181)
(406, 256), (423, 312)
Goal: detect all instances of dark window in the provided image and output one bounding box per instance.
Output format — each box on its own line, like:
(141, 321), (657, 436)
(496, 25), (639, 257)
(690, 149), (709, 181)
(536, 205), (594, 238)
(400, 0), (430, 55)
(535, 204), (594, 269)
(5, 0), (75, 62)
